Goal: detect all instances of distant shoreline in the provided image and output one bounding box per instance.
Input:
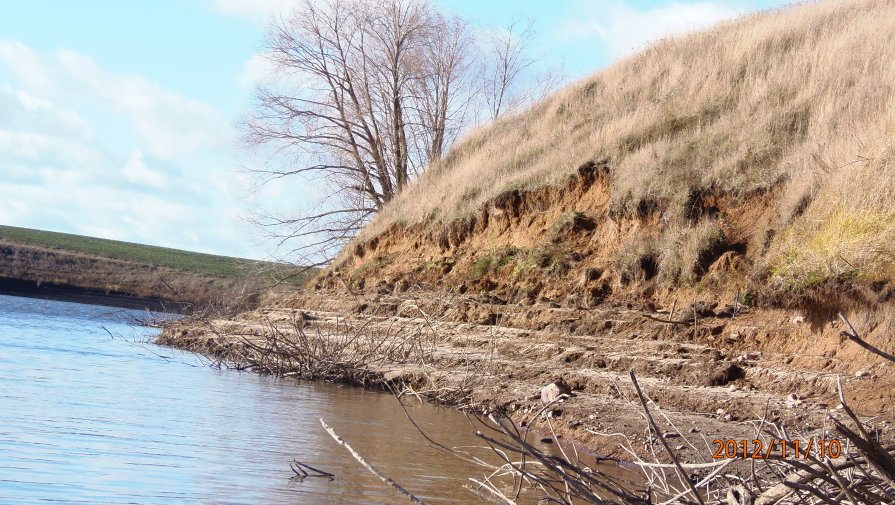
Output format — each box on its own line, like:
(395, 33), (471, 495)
(0, 227), (315, 313)
(0, 277), (191, 313)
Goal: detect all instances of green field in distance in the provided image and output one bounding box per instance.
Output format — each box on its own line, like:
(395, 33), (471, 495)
(0, 224), (302, 281)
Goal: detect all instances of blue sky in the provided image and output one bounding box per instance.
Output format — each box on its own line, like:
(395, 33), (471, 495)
(0, 0), (792, 260)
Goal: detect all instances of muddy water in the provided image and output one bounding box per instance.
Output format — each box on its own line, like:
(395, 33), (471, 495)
(0, 294), (616, 504)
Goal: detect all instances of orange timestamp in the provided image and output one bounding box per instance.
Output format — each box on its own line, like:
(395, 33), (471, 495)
(712, 438), (843, 460)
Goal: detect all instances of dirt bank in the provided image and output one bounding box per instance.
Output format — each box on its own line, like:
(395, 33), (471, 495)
(158, 287), (894, 463)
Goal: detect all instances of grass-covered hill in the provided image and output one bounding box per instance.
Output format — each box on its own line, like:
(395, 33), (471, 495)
(324, 0), (895, 309)
(0, 225), (259, 278)
(0, 225), (310, 307)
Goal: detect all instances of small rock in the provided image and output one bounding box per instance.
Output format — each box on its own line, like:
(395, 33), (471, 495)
(685, 300), (717, 318)
(540, 437), (554, 444)
(540, 379), (572, 404)
(688, 427), (700, 433)
(785, 393), (803, 408)
(727, 385), (740, 393)
(705, 362), (745, 386)
(675, 445), (686, 451)
(716, 408), (727, 416)
(856, 370), (869, 378)
(791, 315), (806, 325)
(738, 351), (762, 363)
(727, 484), (755, 505)
(715, 305), (738, 318)
(663, 432), (680, 439)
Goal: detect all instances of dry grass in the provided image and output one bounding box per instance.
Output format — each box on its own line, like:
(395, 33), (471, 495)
(771, 147), (895, 288)
(357, 0), (895, 289)
(658, 219), (726, 285)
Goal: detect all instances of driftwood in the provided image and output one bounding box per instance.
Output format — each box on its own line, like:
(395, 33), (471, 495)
(320, 418), (429, 505)
(289, 459), (335, 480)
(454, 365), (894, 504)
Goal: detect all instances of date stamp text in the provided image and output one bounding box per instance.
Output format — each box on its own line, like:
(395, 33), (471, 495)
(711, 438), (842, 460)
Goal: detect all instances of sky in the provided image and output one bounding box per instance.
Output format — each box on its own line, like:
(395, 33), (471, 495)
(0, 0), (793, 260)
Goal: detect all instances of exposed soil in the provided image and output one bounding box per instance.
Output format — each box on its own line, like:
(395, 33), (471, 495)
(159, 287), (895, 464)
(320, 162), (781, 308)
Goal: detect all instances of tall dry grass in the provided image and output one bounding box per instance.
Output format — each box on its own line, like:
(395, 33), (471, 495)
(358, 0), (895, 288)
(772, 147), (895, 288)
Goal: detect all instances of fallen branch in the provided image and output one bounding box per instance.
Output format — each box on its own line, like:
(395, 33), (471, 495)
(319, 418), (429, 505)
(643, 313), (696, 325)
(838, 312), (895, 364)
(833, 376), (895, 490)
(629, 371), (705, 505)
(290, 459), (335, 480)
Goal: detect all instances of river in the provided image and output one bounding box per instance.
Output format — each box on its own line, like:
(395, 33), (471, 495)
(0, 294), (562, 504)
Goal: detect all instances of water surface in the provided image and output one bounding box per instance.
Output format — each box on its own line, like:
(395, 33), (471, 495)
(0, 294), (553, 504)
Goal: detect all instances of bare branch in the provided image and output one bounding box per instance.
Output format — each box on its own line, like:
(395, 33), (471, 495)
(320, 418), (430, 504)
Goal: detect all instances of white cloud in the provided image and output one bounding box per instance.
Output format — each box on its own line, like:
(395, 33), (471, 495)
(0, 87), (105, 184)
(0, 42), (232, 161)
(239, 52), (277, 89)
(58, 49), (232, 159)
(0, 41), (266, 258)
(211, 0), (293, 24)
(0, 86), (94, 141)
(14, 89), (51, 110)
(0, 42), (54, 91)
(122, 150), (167, 189)
(0, 131), (105, 170)
(562, 1), (743, 60)
(0, 131), (52, 159)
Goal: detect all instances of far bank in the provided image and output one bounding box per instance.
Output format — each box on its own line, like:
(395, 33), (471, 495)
(0, 225), (314, 311)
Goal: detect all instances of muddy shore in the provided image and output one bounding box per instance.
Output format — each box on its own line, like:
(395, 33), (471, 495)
(157, 288), (894, 464)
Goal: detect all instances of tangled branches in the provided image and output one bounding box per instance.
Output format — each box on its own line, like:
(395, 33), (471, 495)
(457, 315), (895, 505)
(157, 310), (443, 388)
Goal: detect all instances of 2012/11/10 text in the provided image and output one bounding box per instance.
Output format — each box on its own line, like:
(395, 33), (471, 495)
(712, 438), (842, 460)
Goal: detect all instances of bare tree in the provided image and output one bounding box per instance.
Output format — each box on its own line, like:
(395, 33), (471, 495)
(481, 19), (539, 121)
(243, 0), (560, 263)
(409, 12), (474, 169)
(243, 0), (434, 261)
(478, 18), (568, 123)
